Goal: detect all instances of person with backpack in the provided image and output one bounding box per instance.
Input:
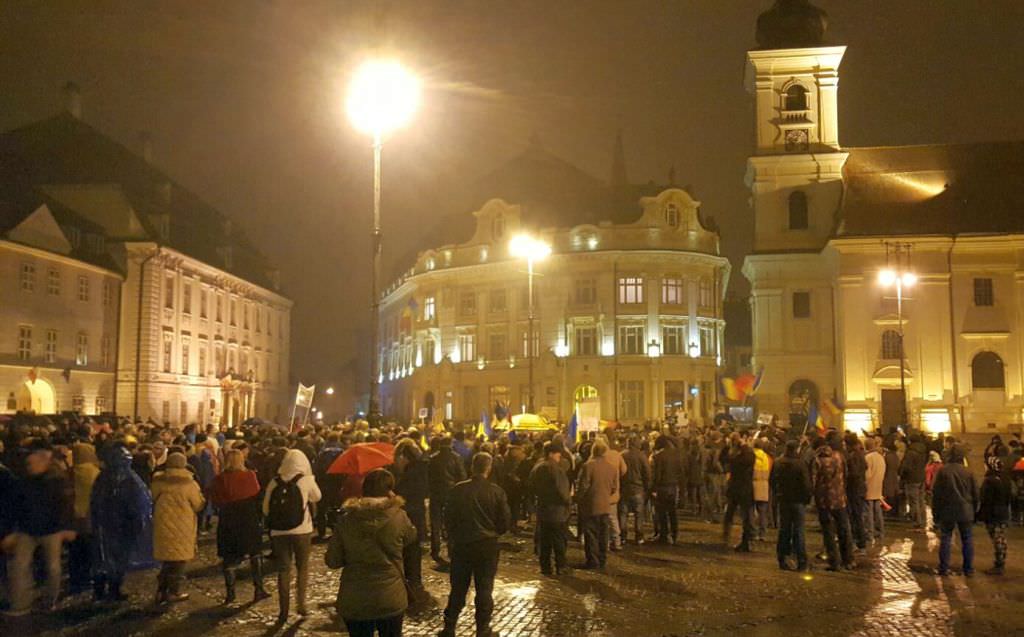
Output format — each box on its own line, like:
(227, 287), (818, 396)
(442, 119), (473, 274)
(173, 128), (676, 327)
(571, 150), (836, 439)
(262, 448), (322, 623)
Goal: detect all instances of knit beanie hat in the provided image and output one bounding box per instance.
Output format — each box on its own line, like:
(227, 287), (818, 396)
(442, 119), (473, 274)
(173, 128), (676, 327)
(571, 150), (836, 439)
(166, 452), (187, 469)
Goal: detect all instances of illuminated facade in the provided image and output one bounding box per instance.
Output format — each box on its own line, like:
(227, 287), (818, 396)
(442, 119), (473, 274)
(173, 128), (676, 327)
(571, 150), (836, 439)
(379, 193), (730, 426)
(742, 2), (1024, 433)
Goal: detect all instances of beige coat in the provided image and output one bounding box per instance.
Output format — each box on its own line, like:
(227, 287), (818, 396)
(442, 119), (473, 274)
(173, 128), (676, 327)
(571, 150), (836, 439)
(72, 444), (101, 522)
(603, 448), (628, 505)
(151, 468), (205, 562)
(865, 450), (886, 501)
(576, 456), (619, 516)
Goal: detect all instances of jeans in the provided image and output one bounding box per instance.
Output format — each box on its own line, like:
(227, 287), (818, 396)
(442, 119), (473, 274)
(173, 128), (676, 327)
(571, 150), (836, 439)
(429, 494), (448, 559)
(607, 505), (623, 548)
(272, 533), (312, 616)
(654, 488), (679, 541)
(344, 613), (404, 637)
(405, 504), (428, 544)
(848, 496), (868, 548)
(617, 492), (646, 543)
(67, 530), (94, 591)
(938, 520), (973, 574)
(8, 532), (64, 612)
(704, 474), (725, 521)
(722, 497), (754, 547)
(905, 482), (926, 527)
(776, 502), (807, 568)
(864, 499), (885, 542)
(986, 522), (1007, 568)
(443, 539), (499, 634)
(537, 520), (568, 573)
(753, 501), (770, 539)
(818, 507), (854, 568)
(582, 514), (610, 567)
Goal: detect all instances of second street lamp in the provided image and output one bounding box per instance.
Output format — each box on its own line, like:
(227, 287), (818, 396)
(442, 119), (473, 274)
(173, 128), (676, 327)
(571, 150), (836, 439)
(509, 234), (551, 413)
(346, 58), (420, 424)
(877, 261), (916, 427)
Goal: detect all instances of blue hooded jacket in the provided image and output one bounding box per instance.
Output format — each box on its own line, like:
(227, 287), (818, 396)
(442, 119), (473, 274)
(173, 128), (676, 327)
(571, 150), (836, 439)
(90, 445), (156, 574)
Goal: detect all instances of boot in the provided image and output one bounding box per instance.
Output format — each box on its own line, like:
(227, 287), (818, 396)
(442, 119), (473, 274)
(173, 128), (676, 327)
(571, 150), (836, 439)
(108, 578), (127, 602)
(251, 557), (271, 602)
(223, 565), (237, 604)
(154, 578), (168, 607)
(166, 572), (189, 603)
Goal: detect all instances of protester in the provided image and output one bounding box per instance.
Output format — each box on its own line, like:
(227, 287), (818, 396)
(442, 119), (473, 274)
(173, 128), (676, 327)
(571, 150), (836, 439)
(576, 440), (619, 568)
(751, 438), (772, 542)
(864, 437), (886, 545)
(596, 434), (627, 551)
(813, 436), (855, 571)
(619, 436), (651, 545)
(68, 442), (101, 593)
(844, 434), (869, 551)
(151, 452), (205, 605)
(313, 432), (345, 541)
(530, 441), (572, 575)
(263, 448), (322, 622)
(326, 468), (417, 637)
(931, 444), (978, 576)
(439, 452), (510, 637)
(900, 434), (929, 529)
(210, 448), (269, 604)
(977, 456), (1012, 575)
(651, 435), (682, 545)
(771, 440), (811, 571)
(722, 434), (755, 552)
(428, 437), (465, 565)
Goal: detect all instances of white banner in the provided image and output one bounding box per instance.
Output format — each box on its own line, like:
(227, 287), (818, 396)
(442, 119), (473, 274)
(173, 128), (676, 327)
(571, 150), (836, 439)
(578, 397), (601, 433)
(295, 383), (315, 408)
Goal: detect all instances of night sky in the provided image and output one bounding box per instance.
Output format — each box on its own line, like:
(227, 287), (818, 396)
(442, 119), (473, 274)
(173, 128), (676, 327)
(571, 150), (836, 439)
(3, 1), (1024, 393)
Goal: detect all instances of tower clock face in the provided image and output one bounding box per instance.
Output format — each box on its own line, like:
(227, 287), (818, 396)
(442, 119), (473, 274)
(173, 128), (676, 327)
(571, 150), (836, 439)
(785, 129), (809, 152)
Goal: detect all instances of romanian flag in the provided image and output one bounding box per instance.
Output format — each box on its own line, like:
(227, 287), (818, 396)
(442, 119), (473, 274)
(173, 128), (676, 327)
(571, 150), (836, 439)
(750, 367), (765, 395)
(807, 403), (826, 435)
(720, 377), (742, 401)
(824, 397), (845, 416)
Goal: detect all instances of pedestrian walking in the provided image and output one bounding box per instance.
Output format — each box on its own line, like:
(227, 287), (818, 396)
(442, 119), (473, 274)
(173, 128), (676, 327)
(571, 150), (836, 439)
(529, 442), (572, 575)
(932, 444), (978, 576)
(722, 434), (755, 552)
(576, 441), (619, 568)
(152, 452), (205, 605)
(813, 436), (855, 571)
(977, 456), (1012, 575)
(771, 440), (811, 571)
(326, 468), (417, 637)
(263, 448), (322, 622)
(439, 452), (510, 637)
(210, 448), (269, 604)
(428, 437), (466, 565)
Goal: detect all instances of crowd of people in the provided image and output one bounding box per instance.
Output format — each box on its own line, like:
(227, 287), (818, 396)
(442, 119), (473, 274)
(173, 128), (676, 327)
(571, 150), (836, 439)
(0, 411), (1021, 636)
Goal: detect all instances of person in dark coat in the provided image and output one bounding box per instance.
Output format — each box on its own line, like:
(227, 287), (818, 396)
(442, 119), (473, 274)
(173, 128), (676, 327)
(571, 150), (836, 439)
(529, 442), (572, 575)
(210, 448), (268, 604)
(932, 444), (978, 576)
(90, 444), (155, 601)
(881, 442), (901, 518)
(392, 437), (430, 599)
(502, 443), (528, 534)
(189, 435), (218, 533)
(977, 456), (1012, 575)
(844, 435), (868, 550)
(576, 441), (619, 569)
(813, 435), (854, 571)
(428, 437), (466, 564)
(313, 433), (345, 541)
(439, 453), (510, 637)
(900, 435), (928, 529)
(722, 434), (756, 552)
(619, 436), (652, 544)
(651, 435), (682, 545)
(771, 440), (811, 571)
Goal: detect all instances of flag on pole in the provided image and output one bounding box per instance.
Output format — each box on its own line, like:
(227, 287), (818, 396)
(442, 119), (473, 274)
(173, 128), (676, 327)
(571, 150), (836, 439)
(808, 402), (825, 435)
(720, 377), (741, 401)
(295, 383), (315, 408)
(750, 367), (765, 395)
(567, 411), (579, 445)
(478, 409), (493, 438)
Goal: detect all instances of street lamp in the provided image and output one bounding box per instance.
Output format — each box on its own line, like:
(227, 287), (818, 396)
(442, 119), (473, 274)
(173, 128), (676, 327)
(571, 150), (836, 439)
(325, 386), (335, 396)
(877, 256), (917, 427)
(509, 233), (551, 412)
(346, 58), (420, 425)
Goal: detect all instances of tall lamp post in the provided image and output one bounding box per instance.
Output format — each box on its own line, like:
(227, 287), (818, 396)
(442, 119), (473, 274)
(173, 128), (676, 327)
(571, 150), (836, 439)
(509, 234), (551, 413)
(877, 246), (917, 427)
(346, 59), (420, 424)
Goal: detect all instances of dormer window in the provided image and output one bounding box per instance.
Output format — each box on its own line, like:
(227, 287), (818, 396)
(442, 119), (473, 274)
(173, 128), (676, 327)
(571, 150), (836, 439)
(62, 225), (81, 249)
(784, 84), (808, 111)
(492, 215), (505, 240)
(664, 204), (680, 228)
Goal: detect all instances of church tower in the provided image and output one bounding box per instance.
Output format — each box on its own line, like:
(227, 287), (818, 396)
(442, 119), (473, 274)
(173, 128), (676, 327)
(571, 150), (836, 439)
(742, 0), (847, 421)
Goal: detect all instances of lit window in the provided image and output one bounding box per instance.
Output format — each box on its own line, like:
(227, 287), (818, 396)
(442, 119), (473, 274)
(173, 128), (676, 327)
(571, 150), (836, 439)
(662, 277), (684, 305)
(974, 278), (994, 306)
(18, 326), (32, 360)
(162, 333), (173, 373)
(47, 269), (60, 296)
(459, 291), (477, 317)
(424, 296), (435, 320)
(76, 332), (88, 366)
(618, 276), (644, 304)
(181, 337), (190, 374)
(663, 324), (685, 355)
(20, 262), (35, 292)
(45, 330), (58, 363)
(618, 324), (645, 355)
(520, 326), (539, 358)
(458, 331), (476, 362)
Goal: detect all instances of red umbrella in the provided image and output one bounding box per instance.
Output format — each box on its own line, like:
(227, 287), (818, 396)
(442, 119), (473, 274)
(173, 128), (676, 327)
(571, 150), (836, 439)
(327, 442), (395, 475)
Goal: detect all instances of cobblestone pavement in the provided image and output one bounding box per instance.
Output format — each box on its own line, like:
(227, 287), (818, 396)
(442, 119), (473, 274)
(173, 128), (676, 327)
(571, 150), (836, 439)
(4, 516), (1023, 637)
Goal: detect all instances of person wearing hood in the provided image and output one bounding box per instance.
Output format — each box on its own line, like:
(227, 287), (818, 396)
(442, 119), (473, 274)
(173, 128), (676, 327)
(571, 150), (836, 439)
(91, 444), (155, 601)
(262, 448), (322, 623)
(151, 452), (205, 605)
(189, 434), (219, 534)
(813, 435), (854, 571)
(899, 435), (928, 529)
(326, 468), (417, 637)
(313, 432), (345, 541)
(925, 451), (943, 494)
(722, 433), (756, 552)
(932, 444), (978, 576)
(68, 442), (101, 593)
(977, 456), (1012, 575)
(211, 448), (269, 604)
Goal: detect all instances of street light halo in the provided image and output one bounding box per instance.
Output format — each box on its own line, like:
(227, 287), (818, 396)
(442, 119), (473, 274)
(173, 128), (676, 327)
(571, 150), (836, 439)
(509, 233), (552, 261)
(901, 272), (918, 287)
(877, 269), (897, 286)
(346, 58), (420, 137)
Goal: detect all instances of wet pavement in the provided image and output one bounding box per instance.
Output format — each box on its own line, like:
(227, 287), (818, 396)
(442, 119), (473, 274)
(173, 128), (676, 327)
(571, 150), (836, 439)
(4, 515), (1023, 637)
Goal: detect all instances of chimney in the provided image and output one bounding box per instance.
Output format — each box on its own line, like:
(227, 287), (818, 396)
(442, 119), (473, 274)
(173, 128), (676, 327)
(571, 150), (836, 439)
(63, 81), (81, 119)
(139, 131), (153, 163)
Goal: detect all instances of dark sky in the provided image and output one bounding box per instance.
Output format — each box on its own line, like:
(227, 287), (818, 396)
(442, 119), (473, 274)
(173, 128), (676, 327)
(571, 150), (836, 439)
(3, 1), (1024, 390)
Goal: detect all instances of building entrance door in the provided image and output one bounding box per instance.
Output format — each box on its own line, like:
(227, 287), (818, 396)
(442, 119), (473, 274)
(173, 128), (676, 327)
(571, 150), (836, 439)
(880, 389), (905, 430)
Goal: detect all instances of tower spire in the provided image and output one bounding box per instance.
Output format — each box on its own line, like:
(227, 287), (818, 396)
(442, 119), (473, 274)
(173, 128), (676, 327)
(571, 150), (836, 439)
(610, 129), (627, 188)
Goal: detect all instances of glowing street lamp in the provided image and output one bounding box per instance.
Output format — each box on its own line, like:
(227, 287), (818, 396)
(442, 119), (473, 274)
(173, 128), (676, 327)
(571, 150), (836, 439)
(346, 58), (420, 425)
(509, 233), (551, 412)
(325, 386), (335, 396)
(877, 244), (917, 427)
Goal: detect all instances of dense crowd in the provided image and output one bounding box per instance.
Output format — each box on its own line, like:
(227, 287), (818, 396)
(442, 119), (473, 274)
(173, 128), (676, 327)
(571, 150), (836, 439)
(0, 412), (1021, 637)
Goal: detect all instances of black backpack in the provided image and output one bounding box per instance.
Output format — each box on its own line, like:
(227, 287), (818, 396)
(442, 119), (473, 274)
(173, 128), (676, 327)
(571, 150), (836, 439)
(267, 474), (305, 531)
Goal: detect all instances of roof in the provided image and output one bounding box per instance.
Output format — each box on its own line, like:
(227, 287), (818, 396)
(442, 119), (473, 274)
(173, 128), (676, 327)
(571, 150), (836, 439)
(0, 112), (279, 290)
(836, 141), (1024, 238)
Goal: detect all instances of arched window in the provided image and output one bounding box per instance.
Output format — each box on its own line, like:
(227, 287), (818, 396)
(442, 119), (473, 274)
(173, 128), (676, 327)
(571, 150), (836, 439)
(788, 191), (808, 230)
(972, 351), (1005, 389)
(664, 203), (680, 228)
(784, 84), (808, 111)
(881, 330), (902, 359)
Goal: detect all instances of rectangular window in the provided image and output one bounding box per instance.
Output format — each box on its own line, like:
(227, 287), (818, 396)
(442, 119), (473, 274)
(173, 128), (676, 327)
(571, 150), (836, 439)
(255, 307), (262, 332)
(18, 325), (32, 360)
(162, 333), (173, 373)
(96, 396), (106, 414)
(618, 380), (645, 419)
(663, 324), (685, 355)
(424, 338), (436, 364)
(618, 276), (644, 304)
(792, 291), (811, 318)
(76, 332), (88, 366)
(459, 291), (477, 317)
(662, 277), (684, 305)
(200, 289), (208, 318)
(458, 331), (476, 362)
(699, 278), (713, 308)
(462, 386), (480, 419)
(102, 280), (114, 307)
(215, 344), (224, 376)
(974, 278), (994, 306)
(574, 326), (597, 356)
(199, 343), (208, 376)
(699, 324), (715, 357)
(520, 326), (539, 358)
(489, 289), (507, 313)
(164, 274), (174, 309)
(230, 298), (237, 326)
(182, 282), (192, 314)
(489, 332), (507, 359)
(101, 335), (111, 367)
(180, 401), (189, 424)
(618, 324), (645, 355)
(181, 337), (190, 374)
(20, 262), (35, 292)
(216, 294), (223, 322)
(574, 278), (597, 305)
(47, 268), (61, 296)
(72, 395), (85, 413)
(78, 275), (90, 302)
(45, 329), (58, 363)
(424, 296), (436, 321)
(243, 302), (250, 329)
(162, 401), (170, 423)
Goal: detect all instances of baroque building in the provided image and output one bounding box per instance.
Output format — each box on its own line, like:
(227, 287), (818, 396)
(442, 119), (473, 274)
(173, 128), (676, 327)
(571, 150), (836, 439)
(0, 84), (292, 425)
(742, 1), (1024, 433)
(378, 146), (729, 425)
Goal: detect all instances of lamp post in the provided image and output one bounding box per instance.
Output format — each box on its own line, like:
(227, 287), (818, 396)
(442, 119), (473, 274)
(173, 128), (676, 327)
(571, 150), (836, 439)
(509, 234), (551, 413)
(878, 246), (917, 427)
(346, 59), (420, 424)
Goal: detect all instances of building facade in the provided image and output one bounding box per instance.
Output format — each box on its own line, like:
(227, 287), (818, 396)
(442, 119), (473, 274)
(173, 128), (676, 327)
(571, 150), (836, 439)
(742, 1), (1024, 433)
(379, 191), (730, 426)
